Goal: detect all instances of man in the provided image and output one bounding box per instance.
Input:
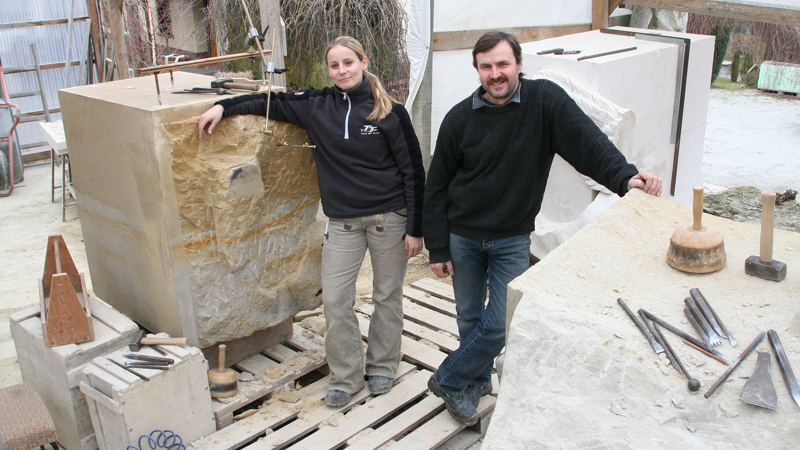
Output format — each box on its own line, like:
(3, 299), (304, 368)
(423, 31), (662, 425)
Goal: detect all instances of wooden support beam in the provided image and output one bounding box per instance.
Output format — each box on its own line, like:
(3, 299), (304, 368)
(593, 0), (610, 29)
(108, 0), (130, 79)
(624, 0), (800, 27)
(0, 17), (89, 30)
(86, 0), (104, 80)
(433, 24), (592, 51)
(259, 0), (286, 86)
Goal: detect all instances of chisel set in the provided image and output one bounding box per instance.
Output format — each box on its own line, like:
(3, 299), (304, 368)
(619, 288), (799, 411)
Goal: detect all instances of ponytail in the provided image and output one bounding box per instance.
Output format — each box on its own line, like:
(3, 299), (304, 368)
(365, 70), (396, 122)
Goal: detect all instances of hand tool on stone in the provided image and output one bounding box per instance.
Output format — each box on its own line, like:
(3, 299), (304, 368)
(745, 191), (787, 281)
(108, 357), (150, 382)
(667, 186), (726, 274)
(128, 330), (187, 352)
(124, 362), (169, 370)
(705, 331), (766, 399)
(648, 320), (680, 372)
(173, 87), (233, 95)
(617, 299), (663, 354)
(740, 351), (778, 409)
(684, 307), (713, 348)
(577, 46), (637, 61)
(210, 78), (260, 91)
(642, 309), (728, 363)
(690, 288), (737, 347)
(685, 297), (721, 346)
(123, 353), (175, 365)
(653, 322), (701, 391)
(208, 344), (238, 398)
(631, 308), (664, 354)
(536, 48), (563, 55)
(554, 50), (581, 55)
(768, 329), (800, 408)
(684, 340), (729, 365)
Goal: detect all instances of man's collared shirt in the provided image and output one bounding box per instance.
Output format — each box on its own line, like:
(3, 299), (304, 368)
(472, 82), (522, 109)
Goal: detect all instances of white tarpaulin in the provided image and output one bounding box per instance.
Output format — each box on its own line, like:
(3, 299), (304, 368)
(405, 0), (430, 109)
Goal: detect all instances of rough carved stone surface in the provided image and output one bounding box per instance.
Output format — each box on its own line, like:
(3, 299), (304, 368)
(165, 115), (323, 346)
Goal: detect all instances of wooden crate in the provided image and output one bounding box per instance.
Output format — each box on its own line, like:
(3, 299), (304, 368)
(79, 344), (216, 449)
(188, 278), (498, 450)
(9, 295), (139, 450)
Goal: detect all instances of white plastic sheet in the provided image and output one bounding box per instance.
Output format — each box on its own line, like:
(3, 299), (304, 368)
(405, 0), (430, 110)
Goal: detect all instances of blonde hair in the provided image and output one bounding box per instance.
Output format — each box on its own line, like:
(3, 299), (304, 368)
(325, 36), (396, 121)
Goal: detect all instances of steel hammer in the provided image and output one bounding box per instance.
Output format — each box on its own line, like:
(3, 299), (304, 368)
(211, 78), (260, 91)
(128, 330), (187, 351)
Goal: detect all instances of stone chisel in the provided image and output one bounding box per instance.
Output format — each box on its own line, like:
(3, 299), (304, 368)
(638, 309), (666, 354)
(768, 329), (800, 408)
(685, 297), (722, 346)
(617, 299), (663, 354)
(652, 322), (701, 391)
(705, 331), (766, 399)
(684, 307), (713, 348)
(123, 353), (174, 365)
(689, 288), (723, 337)
(690, 288), (737, 347)
(642, 309), (728, 363)
(649, 322), (681, 374)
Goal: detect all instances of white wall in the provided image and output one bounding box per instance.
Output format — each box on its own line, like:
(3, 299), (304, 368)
(434, 0), (592, 32)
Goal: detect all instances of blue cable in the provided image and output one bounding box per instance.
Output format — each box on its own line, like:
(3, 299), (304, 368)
(126, 430), (185, 450)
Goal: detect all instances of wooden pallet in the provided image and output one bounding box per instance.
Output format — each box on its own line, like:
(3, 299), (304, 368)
(211, 325), (329, 429)
(191, 278), (497, 450)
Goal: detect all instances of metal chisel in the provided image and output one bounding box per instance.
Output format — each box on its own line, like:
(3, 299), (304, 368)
(617, 298), (663, 354)
(768, 329), (800, 408)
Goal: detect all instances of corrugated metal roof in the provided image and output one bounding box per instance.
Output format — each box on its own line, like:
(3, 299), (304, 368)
(1, 0), (91, 151)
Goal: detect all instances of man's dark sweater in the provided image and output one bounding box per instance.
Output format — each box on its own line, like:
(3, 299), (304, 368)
(423, 78), (639, 263)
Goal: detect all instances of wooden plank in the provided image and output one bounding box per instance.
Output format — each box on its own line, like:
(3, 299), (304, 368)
(202, 318), (293, 369)
(263, 344), (297, 362)
(234, 353), (278, 377)
(436, 428), (483, 450)
(285, 370), (432, 450)
(358, 304), (459, 353)
(357, 314), (446, 372)
(393, 396), (496, 448)
(593, 0), (610, 30)
(411, 278), (455, 301)
(0, 17), (89, 30)
(284, 324), (325, 352)
(403, 300), (459, 337)
(404, 286), (457, 317)
(345, 395), (445, 450)
(243, 366), (417, 449)
(433, 24), (591, 51)
(624, 0), (800, 27)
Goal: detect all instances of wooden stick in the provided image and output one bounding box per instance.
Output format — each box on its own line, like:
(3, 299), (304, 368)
(684, 340), (728, 365)
(136, 51), (271, 75)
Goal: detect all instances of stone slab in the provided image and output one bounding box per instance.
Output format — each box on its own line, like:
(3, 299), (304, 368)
(58, 73), (323, 347)
(486, 189), (800, 449)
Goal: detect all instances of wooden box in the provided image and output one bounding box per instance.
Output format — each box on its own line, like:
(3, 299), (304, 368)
(79, 344), (215, 449)
(9, 295), (139, 450)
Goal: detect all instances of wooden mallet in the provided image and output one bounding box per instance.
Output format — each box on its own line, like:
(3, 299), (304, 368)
(745, 191), (787, 281)
(208, 344), (237, 398)
(667, 186), (726, 273)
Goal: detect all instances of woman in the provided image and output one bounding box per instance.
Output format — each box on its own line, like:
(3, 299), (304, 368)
(198, 36), (425, 407)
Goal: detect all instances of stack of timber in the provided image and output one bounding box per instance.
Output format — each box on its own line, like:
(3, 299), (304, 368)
(190, 278), (498, 450)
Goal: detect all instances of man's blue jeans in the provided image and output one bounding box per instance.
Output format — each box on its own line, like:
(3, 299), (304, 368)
(433, 233), (531, 394)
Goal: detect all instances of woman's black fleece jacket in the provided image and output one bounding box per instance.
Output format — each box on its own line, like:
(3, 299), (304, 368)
(216, 78), (425, 237)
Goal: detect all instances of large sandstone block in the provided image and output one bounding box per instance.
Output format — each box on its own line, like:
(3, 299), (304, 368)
(59, 73), (323, 347)
(488, 190), (800, 449)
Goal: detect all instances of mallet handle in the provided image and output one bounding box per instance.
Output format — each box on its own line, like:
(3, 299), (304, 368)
(140, 337), (187, 346)
(218, 344), (227, 373)
(760, 191), (776, 263)
(692, 186), (703, 231)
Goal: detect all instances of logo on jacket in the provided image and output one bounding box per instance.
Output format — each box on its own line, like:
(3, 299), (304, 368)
(360, 125), (381, 136)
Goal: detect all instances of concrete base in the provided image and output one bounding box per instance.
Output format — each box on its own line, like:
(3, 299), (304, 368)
(488, 190), (799, 449)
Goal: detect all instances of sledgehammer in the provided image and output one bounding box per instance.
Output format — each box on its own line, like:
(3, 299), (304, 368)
(745, 191), (787, 281)
(128, 330), (187, 352)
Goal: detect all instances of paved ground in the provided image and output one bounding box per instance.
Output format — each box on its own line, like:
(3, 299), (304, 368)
(702, 88), (800, 194)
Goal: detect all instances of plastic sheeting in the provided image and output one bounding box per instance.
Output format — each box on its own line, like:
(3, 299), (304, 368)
(405, 0), (430, 110)
(433, 0), (591, 32)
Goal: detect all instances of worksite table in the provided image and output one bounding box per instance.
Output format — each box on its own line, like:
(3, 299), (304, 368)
(40, 120), (75, 221)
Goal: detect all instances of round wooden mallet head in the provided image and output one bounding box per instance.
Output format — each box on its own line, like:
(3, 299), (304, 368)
(667, 186), (726, 273)
(208, 344), (238, 398)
